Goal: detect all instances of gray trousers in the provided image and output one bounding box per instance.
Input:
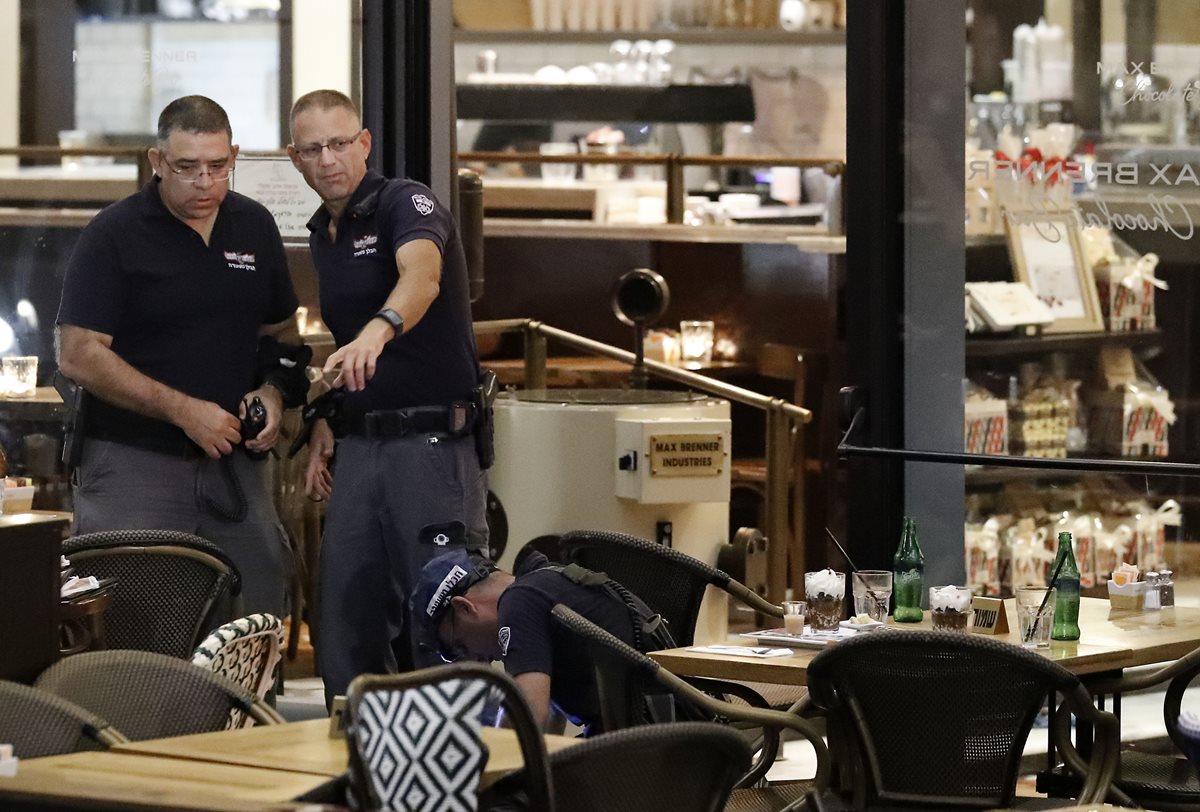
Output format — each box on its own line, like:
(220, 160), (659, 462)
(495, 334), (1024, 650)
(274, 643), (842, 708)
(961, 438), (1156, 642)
(318, 432), (488, 704)
(72, 438), (292, 617)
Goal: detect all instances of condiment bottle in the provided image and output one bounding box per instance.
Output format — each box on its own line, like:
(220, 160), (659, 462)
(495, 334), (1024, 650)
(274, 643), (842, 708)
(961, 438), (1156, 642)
(1051, 531), (1081, 641)
(1144, 572), (1161, 611)
(892, 516), (925, 623)
(1159, 569), (1176, 608)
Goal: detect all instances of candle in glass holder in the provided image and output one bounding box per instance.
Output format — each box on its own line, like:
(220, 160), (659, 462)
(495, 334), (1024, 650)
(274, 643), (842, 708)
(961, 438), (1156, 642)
(679, 320), (714, 367)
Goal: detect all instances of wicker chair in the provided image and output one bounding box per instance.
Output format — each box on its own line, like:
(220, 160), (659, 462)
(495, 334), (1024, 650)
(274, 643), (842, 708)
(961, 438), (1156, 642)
(0, 680), (127, 758)
(34, 650), (283, 742)
(551, 604), (828, 812)
(346, 662), (553, 812)
(804, 630), (1120, 811)
(63, 530), (243, 659)
(191, 613), (284, 729)
(485, 722), (751, 812)
(1037, 643), (1200, 811)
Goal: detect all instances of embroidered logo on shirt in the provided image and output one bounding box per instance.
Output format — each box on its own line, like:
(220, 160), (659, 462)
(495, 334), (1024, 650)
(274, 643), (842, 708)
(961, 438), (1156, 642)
(412, 193), (435, 216)
(223, 251), (257, 271)
(498, 626), (511, 657)
(433, 533), (450, 546)
(352, 233), (378, 257)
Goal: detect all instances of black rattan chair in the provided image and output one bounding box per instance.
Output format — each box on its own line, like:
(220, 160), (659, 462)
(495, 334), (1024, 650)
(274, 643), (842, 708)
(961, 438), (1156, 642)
(551, 604), (829, 812)
(1037, 643), (1200, 811)
(804, 630), (1120, 811)
(346, 662), (554, 812)
(485, 722), (751, 812)
(63, 529), (243, 659)
(0, 680), (127, 758)
(34, 649), (282, 742)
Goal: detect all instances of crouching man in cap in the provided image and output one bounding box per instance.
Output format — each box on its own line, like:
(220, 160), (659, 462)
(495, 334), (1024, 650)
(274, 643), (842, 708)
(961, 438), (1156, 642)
(412, 548), (673, 731)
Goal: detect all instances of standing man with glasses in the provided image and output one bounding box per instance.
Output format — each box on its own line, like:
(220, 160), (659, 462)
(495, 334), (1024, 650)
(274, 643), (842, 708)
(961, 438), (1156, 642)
(286, 89), (488, 704)
(56, 95), (304, 616)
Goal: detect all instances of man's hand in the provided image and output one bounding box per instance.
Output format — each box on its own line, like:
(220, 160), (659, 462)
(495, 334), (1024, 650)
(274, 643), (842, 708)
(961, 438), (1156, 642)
(240, 384), (284, 452)
(304, 419), (335, 500)
(323, 319), (393, 392)
(177, 398), (242, 459)
(514, 672), (552, 731)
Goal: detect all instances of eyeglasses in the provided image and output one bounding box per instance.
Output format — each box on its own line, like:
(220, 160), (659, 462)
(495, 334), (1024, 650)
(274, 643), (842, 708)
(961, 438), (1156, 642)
(159, 155), (234, 184)
(292, 130), (363, 161)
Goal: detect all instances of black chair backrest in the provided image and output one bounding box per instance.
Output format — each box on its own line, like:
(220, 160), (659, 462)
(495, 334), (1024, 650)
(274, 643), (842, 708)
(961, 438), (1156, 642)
(34, 649), (274, 742)
(806, 630), (1081, 809)
(63, 530), (242, 658)
(490, 722), (750, 812)
(346, 662), (554, 812)
(559, 530), (729, 647)
(0, 680), (124, 758)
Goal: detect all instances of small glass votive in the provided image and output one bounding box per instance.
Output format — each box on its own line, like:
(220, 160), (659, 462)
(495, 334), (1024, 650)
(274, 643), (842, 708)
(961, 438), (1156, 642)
(2, 356), (38, 398)
(804, 570), (845, 632)
(1016, 585), (1056, 648)
(781, 600), (806, 636)
(582, 141), (620, 182)
(929, 585), (973, 631)
(679, 320), (715, 368)
(295, 306), (309, 335)
(539, 142), (578, 183)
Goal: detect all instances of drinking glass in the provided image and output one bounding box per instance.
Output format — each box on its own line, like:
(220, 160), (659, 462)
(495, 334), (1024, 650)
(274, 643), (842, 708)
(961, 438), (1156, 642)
(1016, 585), (1056, 648)
(781, 600), (806, 635)
(2, 356), (38, 398)
(539, 142), (578, 183)
(582, 142), (620, 182)
(929, 585), (973, 631)
(679, 320), (715, 367)
(804, 570), (845, 632)
(852, 570), (892, 622)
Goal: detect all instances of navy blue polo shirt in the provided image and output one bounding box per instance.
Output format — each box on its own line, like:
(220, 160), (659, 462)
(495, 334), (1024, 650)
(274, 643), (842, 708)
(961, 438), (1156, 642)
(496, 553), (641, 727)
(306, 172), (479, 418)
(57, 180), (298, 450)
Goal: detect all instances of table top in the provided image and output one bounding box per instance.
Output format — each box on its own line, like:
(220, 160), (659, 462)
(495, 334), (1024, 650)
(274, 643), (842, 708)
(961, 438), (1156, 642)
(110, 718), (577, 782)
(650, 598), (1200, 686)
(0, 750), (330, 811)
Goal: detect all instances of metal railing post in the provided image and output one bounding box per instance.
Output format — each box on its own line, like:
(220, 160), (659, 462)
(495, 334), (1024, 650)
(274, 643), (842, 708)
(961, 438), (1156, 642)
(523, 322), (547, 391)
(765, 400), (793, 604)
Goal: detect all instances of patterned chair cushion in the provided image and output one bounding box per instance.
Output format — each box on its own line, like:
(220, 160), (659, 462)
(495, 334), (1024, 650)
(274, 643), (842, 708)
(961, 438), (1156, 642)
(353, 678), (490, 812)
(191, 613), (283, 728)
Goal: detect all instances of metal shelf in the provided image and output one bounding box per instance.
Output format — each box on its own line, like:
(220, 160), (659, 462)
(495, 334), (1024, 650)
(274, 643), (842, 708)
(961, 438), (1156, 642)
(453, 28), (845, 46)
(457, 83), (754, 122)
(966, 329), (1162, 358)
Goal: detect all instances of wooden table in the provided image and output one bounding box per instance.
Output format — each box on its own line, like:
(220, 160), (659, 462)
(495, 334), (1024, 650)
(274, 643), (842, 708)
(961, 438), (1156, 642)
(650, 598), (1200, 685)
(3, 720), (580, 810)
(109, 718), (578, 782)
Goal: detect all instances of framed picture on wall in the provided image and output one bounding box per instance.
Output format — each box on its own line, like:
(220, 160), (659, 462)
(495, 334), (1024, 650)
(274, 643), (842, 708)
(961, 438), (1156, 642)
(1005, 212), (1105, 334)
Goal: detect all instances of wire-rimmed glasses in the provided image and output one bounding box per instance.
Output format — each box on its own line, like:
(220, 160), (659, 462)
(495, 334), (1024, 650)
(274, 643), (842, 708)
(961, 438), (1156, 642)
(291, 130), (363, 161)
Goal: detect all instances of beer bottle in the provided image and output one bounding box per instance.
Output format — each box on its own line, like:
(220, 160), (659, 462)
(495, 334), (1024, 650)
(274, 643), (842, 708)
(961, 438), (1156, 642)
(1051, 531), (1081, 641)
(893, 516), (925, 622)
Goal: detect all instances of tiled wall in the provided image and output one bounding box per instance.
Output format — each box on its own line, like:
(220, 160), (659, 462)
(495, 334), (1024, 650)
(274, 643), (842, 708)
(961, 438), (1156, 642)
(454, 40), (847, 159)
(74, 19), (279, 150)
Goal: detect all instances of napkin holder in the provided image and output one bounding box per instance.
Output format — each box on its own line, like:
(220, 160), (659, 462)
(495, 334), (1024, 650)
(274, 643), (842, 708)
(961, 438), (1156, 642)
(969, 596), (1009, 635)
(1107, 580), (1147, 611)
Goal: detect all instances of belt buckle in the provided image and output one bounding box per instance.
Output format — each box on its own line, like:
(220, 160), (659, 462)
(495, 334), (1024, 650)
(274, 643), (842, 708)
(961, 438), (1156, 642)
(449, 402), (473, 435)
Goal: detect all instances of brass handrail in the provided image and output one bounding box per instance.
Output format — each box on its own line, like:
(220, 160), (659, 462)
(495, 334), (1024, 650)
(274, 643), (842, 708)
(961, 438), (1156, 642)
(459, 151), (844, 228)
(475, 317), (810, 602)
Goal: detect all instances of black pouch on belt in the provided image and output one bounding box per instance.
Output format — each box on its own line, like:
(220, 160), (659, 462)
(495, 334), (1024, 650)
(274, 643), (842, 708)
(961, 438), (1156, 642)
(471, 369), (498, 470)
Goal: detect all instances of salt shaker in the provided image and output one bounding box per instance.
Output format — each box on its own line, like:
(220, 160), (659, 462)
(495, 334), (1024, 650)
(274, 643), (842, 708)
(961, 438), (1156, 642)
(1158, 569), (1176, 608)
(1144, 571), (1161, 610)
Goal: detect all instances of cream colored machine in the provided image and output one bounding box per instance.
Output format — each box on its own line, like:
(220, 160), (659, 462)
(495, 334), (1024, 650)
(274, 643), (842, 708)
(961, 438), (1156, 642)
(488, 388), (731, 643)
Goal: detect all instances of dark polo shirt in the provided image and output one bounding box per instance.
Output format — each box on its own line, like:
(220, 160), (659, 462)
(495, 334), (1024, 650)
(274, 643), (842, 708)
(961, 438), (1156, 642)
(306, 172), (479, 419)
(57, 180), (298, 451)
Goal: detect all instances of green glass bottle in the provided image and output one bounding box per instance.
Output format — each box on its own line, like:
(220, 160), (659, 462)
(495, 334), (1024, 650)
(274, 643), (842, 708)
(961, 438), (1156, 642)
(1051, 531), (1081, 641)
(892, 516), (925, 623)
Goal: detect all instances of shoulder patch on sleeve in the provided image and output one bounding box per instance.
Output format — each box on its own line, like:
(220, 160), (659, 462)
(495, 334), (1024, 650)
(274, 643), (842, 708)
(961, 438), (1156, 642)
(412, 193), (434, 216)
(498, 626), (511, 656)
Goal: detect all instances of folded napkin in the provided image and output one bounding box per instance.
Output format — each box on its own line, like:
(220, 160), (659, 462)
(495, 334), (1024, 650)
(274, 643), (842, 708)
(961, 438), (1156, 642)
(61, 575), (100, 599)
(688, 645), (793, 658)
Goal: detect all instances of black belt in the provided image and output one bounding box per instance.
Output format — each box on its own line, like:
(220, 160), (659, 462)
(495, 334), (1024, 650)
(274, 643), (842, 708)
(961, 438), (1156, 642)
(347, 403), (476, 439)
(88, 427), (206, 460)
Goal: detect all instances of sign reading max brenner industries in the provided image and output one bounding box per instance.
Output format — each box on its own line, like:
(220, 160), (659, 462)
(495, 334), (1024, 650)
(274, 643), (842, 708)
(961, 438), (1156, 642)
(648, 434), (725, 478)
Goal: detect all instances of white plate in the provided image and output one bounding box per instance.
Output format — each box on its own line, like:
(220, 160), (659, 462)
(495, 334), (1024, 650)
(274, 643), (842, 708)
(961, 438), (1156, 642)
(840, 619), (885, 630)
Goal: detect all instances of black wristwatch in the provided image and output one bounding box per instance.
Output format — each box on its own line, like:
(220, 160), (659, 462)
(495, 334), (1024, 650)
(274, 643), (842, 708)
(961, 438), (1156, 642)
(371, 308), (404, 337)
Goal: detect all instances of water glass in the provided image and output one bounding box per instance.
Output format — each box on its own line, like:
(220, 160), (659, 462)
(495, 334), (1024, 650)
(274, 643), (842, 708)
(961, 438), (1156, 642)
(1016, 585), (1056, 648)
(929, 585), (973, 631)
(539, 142), (578, 183)
(781, 600), (806, 636)
(582, 142), (620, 182)
(852, 570), (892, 622)
(804, 570), (845, 632)
(679, 320), (715, 368)
(2, 356), (38, 398)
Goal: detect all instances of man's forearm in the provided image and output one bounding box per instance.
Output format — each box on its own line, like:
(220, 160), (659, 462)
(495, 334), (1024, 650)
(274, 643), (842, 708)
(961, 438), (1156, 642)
(61, 340), (189, 426)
